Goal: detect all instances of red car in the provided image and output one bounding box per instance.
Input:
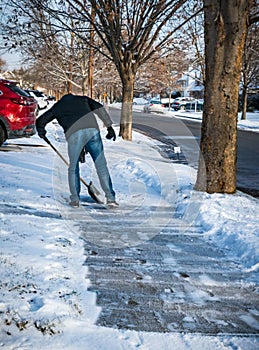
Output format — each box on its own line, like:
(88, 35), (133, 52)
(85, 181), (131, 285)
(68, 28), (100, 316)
(0, 79), (37, 146)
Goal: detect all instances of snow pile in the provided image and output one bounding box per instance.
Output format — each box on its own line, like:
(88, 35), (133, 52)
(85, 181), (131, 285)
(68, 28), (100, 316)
(199, 192), (259, 271)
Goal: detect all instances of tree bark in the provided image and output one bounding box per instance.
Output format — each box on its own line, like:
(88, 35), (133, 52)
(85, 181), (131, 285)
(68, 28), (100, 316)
(195, 0), (249, 194)
(119, 71), (135, 140)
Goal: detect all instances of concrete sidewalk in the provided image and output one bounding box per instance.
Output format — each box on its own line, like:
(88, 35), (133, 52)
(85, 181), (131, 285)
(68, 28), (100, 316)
(77, 203), (259, 335)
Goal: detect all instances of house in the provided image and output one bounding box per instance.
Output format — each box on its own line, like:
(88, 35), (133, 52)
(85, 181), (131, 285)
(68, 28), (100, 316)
(177, 68), (204, 99)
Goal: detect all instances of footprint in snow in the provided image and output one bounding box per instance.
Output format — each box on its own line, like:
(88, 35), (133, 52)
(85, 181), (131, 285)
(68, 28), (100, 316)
(29, 297), (44, 312)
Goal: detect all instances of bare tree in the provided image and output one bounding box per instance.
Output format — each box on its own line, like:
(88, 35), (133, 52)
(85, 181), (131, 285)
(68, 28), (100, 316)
(2, 0), (203, 139)
(2, 0), (122, 99)
(0, 58), (7, 72)
(136, 50), (188, 97)
(28, 0), (199, 140)
(184, 7), (205, 86)
(1, 0), (93, 94)
(195, 0), (250, 194)
(240, 22), (259, 119)
(67, 0), (203, 139)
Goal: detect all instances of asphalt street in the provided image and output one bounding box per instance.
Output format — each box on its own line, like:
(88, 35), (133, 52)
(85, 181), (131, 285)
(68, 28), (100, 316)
(109, 107), (259, 198)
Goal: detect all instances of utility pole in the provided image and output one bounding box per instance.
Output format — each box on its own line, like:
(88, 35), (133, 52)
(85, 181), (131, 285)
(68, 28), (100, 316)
(88, 8), (95, 98)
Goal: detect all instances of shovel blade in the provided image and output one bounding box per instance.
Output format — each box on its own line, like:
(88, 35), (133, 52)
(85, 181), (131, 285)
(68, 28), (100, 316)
(88, 181), (103, 204)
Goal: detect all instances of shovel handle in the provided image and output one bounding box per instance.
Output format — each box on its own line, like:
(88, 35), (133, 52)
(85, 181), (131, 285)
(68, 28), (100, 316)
(43, 136), (69, 166)
(43, 136), (90, 189)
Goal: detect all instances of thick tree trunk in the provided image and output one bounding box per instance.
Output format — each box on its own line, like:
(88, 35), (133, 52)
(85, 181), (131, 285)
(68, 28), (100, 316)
(195, 0), (249, 194)
(119, 74), (135, 140)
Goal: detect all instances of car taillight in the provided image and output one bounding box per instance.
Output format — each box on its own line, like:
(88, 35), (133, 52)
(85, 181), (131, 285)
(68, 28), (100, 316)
(161, 104), (165, 107)
(11, 97), (35, 106)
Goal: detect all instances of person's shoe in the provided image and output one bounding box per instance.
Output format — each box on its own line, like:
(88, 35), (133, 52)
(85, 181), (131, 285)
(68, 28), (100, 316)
(107, 200), (119, 208)
(69, 200), (80, 208)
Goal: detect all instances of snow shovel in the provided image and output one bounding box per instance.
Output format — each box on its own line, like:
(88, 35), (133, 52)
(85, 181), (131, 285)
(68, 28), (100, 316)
(43, 136), (103, 204)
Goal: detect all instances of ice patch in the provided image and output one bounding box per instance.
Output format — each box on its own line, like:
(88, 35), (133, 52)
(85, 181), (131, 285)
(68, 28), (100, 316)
(240, 314), (259, 331)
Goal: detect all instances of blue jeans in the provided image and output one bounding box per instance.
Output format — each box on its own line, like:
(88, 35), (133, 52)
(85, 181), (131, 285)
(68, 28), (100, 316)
(67, 128), (115, 202)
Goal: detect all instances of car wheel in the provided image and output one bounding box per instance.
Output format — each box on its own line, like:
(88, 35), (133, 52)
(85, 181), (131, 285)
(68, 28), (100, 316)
(0, 124), (6, 146)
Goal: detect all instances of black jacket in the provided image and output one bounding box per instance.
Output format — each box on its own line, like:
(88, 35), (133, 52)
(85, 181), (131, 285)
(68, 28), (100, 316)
(36, 94), (113, 139)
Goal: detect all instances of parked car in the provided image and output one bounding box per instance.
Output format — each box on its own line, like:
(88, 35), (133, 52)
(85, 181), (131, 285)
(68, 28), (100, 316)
(171, 97), (197, 111)
(143, 99), (166, 114)
(25, 89), (49, 110)
(133, 97), (149, 105)
(47, 95), (56, 101)
(0, 79), (37, 146)
(185, 100), (204, 112)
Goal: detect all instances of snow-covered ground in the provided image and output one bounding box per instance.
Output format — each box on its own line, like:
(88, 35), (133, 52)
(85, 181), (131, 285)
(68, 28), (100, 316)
(0, 106), (258, 349)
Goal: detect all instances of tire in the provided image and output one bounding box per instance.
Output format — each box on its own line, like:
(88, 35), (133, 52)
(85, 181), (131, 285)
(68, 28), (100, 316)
(0, 124), (6, 146)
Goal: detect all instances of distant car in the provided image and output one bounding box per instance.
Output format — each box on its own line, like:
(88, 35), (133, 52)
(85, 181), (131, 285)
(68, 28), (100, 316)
(0, 79), (37, 146)
(47, 95), (56, 101)
(133, 97), (148, 105)
(25, 89), (49, 110)
(185, 100), (204, 112)
(143, 99), (166, 114)
(171, 97), (197, 111)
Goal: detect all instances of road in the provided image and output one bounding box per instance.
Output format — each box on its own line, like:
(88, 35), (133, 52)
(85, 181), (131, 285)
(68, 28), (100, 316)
(109, 107), (259, 197)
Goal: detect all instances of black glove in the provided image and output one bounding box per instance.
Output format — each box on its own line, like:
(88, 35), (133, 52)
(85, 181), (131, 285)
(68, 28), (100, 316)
(38, 128), (46, 138)
(106, 126), (116, 141)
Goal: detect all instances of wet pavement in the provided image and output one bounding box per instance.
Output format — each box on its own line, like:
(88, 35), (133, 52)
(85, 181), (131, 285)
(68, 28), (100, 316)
(81, 213), (259, 335)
